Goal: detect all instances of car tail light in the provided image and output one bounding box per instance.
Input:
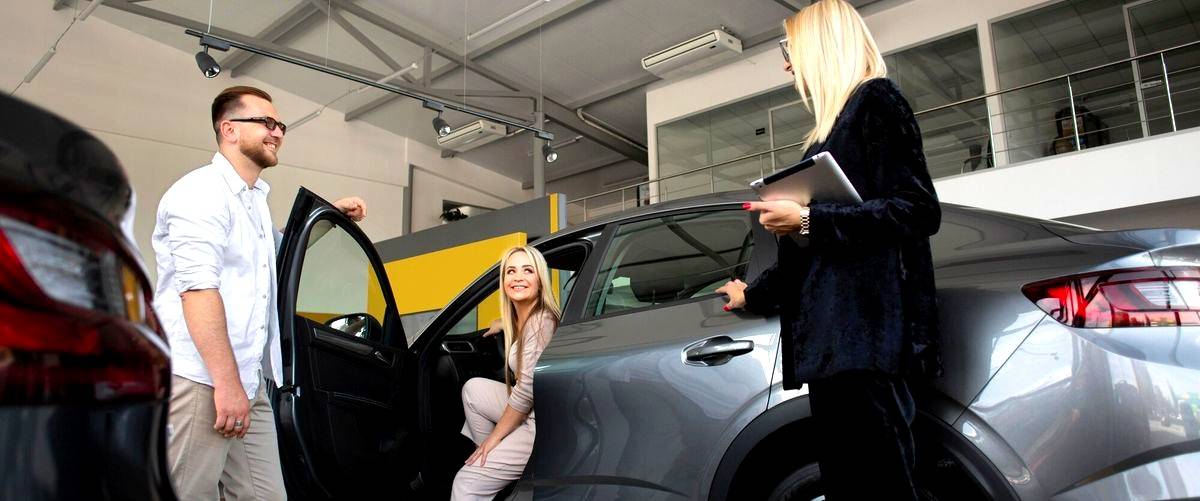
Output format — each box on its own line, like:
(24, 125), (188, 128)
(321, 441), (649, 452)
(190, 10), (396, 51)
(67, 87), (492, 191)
(1022, 267), (1200, 328)
(0, 211), (168, 405)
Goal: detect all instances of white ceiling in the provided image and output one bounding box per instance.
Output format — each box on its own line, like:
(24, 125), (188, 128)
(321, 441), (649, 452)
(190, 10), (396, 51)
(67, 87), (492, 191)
(84, 0), (881, 189)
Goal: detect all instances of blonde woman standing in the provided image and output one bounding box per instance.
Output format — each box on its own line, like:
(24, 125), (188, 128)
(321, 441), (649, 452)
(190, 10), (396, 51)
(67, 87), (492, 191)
(718, 1), (940, 498)
(452, 246), (560, 500)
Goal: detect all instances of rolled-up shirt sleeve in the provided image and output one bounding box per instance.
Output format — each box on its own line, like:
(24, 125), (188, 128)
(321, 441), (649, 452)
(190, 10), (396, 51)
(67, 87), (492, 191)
(507, 311), (558, 414)
(165, 196), (230, 294)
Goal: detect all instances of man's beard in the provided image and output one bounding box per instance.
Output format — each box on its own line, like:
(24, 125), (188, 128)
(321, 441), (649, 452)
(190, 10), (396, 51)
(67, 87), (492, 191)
(241, 140), (279, 169)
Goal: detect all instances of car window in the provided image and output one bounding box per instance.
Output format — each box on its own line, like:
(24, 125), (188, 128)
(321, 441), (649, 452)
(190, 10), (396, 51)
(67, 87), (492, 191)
(296, 219), (390, 344)
(585, 210), (754, 318)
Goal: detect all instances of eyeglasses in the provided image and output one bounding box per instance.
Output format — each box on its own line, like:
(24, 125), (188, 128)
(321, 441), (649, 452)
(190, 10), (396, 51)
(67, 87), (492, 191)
(228, 116), (287, 135)
(779, 39), (790, 64)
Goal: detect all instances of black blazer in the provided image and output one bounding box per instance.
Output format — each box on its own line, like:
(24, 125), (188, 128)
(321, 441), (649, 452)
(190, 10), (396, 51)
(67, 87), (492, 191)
(743, 78), (941, 387)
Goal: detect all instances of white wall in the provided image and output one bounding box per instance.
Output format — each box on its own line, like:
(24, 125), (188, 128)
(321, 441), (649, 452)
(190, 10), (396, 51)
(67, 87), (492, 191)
(1, 4), (528, 280)
(407, 138), (529, 232)
(644, 0), (1200, 219)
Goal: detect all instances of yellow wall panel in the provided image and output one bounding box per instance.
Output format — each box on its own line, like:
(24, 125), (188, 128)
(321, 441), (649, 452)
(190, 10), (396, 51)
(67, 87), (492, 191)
(476, 289), (502, 331)
(366, 269), (386, 323)
(383, 233), (527, 316)
(298, 311), (340, 324)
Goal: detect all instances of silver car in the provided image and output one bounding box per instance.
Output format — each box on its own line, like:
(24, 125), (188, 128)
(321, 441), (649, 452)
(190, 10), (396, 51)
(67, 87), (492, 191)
(272, 189), (1200, 500)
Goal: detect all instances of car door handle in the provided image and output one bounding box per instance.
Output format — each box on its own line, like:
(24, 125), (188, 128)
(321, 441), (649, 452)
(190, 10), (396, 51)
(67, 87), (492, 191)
(684, 337), (754, 367)
(372, 349), (393, 365)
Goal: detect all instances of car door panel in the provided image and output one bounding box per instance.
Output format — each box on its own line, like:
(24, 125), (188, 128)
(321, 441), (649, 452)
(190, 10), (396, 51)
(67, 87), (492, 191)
(527, 208), (780, 499)
(530, 298), (778, 499)
(275, 188), (415, 499)
(304, 321), (394, 405)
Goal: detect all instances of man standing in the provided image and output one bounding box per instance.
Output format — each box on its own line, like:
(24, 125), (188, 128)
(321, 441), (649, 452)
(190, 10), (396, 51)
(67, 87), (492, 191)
(152, 86), (366, 499)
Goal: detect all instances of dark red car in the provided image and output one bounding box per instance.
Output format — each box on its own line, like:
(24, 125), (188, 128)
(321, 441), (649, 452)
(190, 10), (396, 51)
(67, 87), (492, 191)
(0, 94), (174, 500)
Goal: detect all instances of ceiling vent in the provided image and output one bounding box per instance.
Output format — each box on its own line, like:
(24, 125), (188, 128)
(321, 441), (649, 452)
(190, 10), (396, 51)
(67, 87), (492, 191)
(641, 29), (742, 77)
(437, 119), (506, 152)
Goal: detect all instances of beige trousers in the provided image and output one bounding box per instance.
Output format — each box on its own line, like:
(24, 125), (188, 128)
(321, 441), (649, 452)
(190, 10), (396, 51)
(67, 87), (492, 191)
(167, 375), (286, 501)
(451, 378), (535, 501)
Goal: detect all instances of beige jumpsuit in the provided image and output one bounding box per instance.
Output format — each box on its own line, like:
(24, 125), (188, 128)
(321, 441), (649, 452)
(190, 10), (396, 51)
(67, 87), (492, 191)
(451, 310), (557, 500)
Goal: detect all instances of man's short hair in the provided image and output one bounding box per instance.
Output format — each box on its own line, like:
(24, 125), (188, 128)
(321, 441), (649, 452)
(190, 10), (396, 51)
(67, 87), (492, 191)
(211, 86), (273, 138)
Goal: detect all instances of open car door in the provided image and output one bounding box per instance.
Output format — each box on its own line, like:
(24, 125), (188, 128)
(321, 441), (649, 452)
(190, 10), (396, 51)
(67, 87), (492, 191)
(274, 188), (417, 499)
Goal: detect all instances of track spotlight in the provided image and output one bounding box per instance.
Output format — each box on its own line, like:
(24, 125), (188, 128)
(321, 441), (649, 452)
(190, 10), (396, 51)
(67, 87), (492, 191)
(543, 143), (558, 163)
(432, 113), (452, 137)
(195, 46), (221, 78)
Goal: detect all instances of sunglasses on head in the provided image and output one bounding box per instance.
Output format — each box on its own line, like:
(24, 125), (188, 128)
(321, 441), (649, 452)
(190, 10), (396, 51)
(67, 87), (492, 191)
(228, 116), (287, 135)
(779, 39), (790, 64)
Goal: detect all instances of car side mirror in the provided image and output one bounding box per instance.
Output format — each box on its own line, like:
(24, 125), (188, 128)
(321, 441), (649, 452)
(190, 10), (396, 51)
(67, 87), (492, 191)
(325, 313), (382, 340)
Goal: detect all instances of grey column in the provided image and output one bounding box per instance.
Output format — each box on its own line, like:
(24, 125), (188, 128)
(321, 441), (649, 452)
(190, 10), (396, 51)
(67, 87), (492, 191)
(533, 96), (546, 198)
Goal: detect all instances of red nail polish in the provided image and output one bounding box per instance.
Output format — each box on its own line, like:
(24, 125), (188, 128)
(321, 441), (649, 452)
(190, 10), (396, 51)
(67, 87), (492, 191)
(742, 203), (752, 210)
(723, 305), (730, 311)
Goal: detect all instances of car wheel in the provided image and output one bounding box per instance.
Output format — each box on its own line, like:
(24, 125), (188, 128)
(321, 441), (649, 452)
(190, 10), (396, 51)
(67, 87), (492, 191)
(765, 462), (943, 501)
(765, 462), (823, 501)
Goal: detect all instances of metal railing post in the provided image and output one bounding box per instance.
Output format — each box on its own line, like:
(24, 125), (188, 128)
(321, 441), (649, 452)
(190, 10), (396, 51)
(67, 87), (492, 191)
(1066, 75), (1082, 151)
(621, 188), (626, 210)
(582, 198), (588, 222)
(710, 168), (716, 194)
(1162, 53), (1178, 132)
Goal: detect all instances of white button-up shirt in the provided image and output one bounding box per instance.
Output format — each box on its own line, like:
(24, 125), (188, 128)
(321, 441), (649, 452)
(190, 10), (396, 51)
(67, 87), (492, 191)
(151, 152), (283, 399)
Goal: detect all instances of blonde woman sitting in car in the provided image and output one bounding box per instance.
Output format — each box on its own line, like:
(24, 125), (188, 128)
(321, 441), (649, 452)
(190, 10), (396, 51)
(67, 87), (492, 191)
(451, 245), (560, 500)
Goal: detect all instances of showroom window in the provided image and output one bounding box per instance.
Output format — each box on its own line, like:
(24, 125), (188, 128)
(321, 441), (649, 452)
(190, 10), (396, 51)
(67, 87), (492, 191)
(654, 28), (988, 196)
(1126, 0), (1200, 135)
(585, 210), (754, 318)
(296, 219), (390, 344)
(656, 87), (812, 202)
(990, 0), (1200, 163)
(884, 28), (989, 178)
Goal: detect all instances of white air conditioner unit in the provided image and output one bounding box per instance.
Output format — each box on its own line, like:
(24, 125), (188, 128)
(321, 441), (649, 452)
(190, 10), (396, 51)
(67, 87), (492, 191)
(437, 119), (506, 152)
(641, 29), (742, 77)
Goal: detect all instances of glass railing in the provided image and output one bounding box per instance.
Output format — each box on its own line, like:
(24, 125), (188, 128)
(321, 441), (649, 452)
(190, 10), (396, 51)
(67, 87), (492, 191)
(567, 39), (1200, 226)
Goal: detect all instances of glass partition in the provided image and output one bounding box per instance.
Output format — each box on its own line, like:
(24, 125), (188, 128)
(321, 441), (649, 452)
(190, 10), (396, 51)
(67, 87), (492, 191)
(885, 28), (989, 178)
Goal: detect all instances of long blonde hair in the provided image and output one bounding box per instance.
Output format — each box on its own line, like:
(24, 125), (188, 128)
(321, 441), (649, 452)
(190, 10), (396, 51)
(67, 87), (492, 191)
(784, 0), (887, 150)
(497, 245), (561, 393)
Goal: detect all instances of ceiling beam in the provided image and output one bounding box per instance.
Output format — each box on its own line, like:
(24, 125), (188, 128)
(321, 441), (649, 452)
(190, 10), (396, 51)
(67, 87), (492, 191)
(567, 73), (659, 109)
(773, 0), (801, 13)
(464, 0), (594, 64)
(330, 0), (448, 55)
(444, 89), (530, 99)
(401, 0), (595, 100)
(334, 0), (646, 164)
(97, 1), (503, 116)
(52, 0), (147, 11)
(308, 0), (418, 83)
(103, 1), (368, 77)
(219, 3), (318, 77)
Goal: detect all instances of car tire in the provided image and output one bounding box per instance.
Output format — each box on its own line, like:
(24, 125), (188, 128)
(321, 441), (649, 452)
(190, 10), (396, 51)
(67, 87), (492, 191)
(765, 462), (822, 501)
(764, 462), (943, 501)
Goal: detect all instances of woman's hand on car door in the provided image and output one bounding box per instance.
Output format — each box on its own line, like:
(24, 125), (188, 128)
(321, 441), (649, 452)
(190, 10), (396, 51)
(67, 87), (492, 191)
(482, 318), (503, 337)
(716, 279), (747, 311)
